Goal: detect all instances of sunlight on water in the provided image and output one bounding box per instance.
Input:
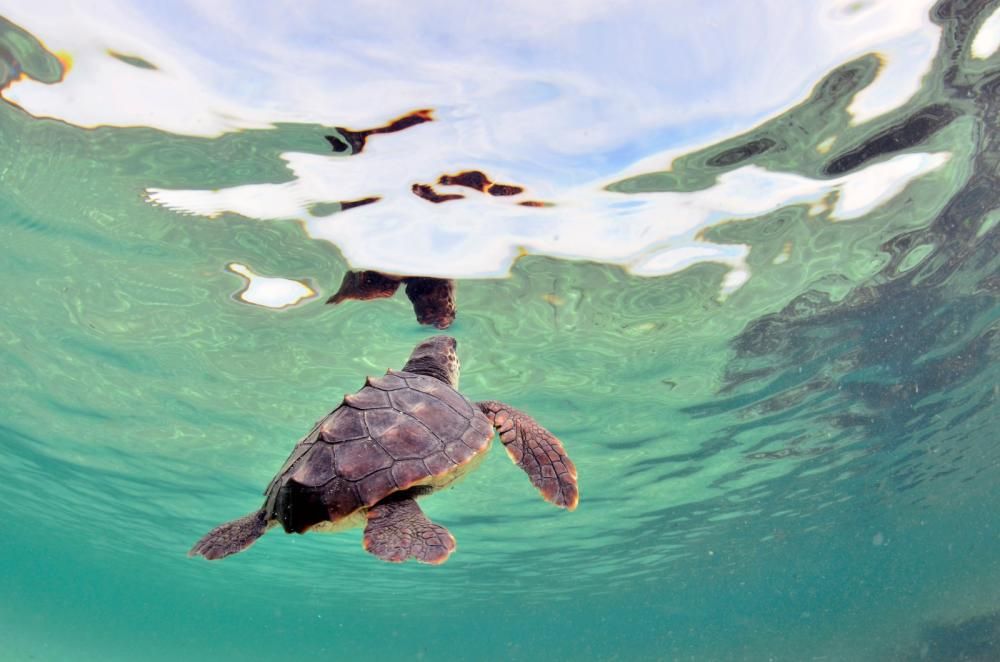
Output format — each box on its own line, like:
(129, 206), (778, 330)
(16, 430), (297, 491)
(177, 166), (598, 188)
(1, 1), (998, 661)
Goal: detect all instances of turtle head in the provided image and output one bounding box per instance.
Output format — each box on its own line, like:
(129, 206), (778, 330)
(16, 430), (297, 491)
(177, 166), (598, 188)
(402, 335), (460, 388)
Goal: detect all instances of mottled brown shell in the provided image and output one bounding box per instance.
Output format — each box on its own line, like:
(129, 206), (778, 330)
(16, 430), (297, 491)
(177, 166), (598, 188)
(263, 370), (493, 533)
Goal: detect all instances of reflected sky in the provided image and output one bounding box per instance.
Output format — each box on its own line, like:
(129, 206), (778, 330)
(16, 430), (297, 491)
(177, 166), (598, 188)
(0, 0), (955, 290)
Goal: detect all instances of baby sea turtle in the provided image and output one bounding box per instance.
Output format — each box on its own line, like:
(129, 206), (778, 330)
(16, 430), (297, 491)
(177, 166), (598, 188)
(190, 336), (578, 564)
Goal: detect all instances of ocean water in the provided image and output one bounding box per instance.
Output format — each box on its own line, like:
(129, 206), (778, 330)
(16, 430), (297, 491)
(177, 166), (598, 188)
(1, 2), (998, 660)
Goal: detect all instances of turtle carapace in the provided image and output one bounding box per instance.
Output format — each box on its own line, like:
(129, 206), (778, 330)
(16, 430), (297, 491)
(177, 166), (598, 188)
(189, 336), (578, 565)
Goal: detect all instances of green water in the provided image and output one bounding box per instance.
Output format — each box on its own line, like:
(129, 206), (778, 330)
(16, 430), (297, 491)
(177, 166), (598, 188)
(2, 3), (999, 661)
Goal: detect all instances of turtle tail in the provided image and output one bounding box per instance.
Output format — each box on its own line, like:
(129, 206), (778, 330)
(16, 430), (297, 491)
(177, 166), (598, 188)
(189, 509), (268, 560)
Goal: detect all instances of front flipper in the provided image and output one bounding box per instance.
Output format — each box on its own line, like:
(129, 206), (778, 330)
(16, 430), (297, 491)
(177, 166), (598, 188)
(363, 497), (456, 565)
(478, 401), (579, 510)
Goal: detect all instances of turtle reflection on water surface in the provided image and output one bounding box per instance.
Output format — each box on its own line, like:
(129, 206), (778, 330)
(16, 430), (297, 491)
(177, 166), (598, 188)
(327, 270), (456, 330)
(190, 336), (578, 565)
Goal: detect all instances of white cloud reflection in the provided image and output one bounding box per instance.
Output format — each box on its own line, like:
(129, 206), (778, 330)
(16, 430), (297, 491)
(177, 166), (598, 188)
(226, 263), (315, 309)
(149, 151), (949, 283)
(971, 5), (1000, 59)
(2, 0), (946, 285)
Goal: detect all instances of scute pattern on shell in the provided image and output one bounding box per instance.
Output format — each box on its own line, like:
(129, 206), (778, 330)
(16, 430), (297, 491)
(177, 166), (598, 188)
(264, 370), (492, 533)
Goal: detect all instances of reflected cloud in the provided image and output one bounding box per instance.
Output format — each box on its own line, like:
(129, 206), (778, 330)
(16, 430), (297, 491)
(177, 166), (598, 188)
(149, 149), (949, 284)
(971, 5), (1000, 59)
(226, 263), (315, 309)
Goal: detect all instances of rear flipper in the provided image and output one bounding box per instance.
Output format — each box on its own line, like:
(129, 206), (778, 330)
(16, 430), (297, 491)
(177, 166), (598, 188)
(363, 497), (456, 565)
(189, 509), (269, 560)
(478, 401), (579, 510)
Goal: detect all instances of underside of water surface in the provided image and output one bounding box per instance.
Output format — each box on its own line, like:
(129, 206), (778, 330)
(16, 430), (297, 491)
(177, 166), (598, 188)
(1, 1), (998, 660)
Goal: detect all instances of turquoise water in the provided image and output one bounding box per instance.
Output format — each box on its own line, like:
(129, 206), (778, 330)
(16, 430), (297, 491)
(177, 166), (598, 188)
(2, 2), (999, 660)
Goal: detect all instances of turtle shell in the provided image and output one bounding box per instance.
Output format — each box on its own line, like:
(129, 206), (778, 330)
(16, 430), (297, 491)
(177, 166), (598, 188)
(263, 370), (493, 533)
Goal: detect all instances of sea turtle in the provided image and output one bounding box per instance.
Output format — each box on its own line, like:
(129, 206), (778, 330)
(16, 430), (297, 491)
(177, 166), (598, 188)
(189, 335), (578, 564)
